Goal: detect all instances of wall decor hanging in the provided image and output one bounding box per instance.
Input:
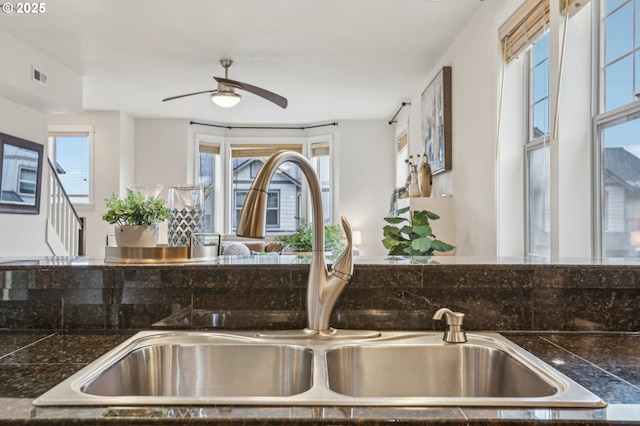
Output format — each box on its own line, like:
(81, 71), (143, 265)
(0, 132), (43, 214)
(421, 66), (452, 175)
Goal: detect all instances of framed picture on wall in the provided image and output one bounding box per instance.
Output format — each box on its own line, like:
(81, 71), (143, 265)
(0, 132), (44, 214)
(421, 66), (452, 175)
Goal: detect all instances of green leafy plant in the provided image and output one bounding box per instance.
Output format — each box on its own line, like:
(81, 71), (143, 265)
(274, 219), (344, 254)
(102, 189), (171, 227)
(382, 207), (454, 256)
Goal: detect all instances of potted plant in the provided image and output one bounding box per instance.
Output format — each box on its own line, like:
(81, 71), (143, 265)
(382, 207), (454, 256)
(103, 188), (171, 247)
(274, 219), (344, 255)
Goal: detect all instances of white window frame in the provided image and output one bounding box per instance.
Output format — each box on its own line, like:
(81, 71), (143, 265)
(307, 135), (334, 226)
(194, 133), (334, 236)
(196, 138), (221, 233)
(47, 124), (95, 206)
(395, 129), (409, 189)
(593, 0), (640, 256)
(17, 166), (37, 196)
(524, 30), (552, 258)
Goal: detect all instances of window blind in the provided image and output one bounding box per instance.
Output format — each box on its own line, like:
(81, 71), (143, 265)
(311, 142), (330, 157)
(397, 131), (408, 153)
(499, 0), (550, 63)
(198, 142), (220, 155)
(230, 144), (302, 158)
(48, 131), (90, 137)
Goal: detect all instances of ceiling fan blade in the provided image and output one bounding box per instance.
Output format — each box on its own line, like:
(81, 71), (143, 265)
(215, 77), (288, 109)
(162, 89), (217, 102)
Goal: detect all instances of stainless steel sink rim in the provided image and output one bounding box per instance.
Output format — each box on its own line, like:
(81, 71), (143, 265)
(33, 330), (606, 408)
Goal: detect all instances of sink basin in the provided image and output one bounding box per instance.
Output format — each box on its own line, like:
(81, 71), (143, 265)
(34, 332), (313, 405)
(326, 344), (556, 398)
(33, 330), (606, 408)
(83, 342), (312, 397)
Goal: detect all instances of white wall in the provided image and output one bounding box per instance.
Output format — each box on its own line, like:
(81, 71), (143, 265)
(48, 111), (134, 259)
(0, 98), (51, 256)
(134, 119), (191, 245)
(135, 119), (191, 189)
(120, 113), (136, 192)
(557, 5), (593, 258)
(337, 120), (395, 256)
(402, 0), (507, 256)
(497, 55), (526, 257)
(0, 29), (81, 115)
(0, 28), (82, 258)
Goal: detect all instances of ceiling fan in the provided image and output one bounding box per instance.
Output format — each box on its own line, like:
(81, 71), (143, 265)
(162, 59), (288, 109)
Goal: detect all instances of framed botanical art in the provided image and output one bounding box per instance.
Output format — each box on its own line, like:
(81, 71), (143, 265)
(0, 132), (44, 214)
(421, 66), (452, 174)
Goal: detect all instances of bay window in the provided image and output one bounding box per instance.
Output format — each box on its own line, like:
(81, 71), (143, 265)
(196, 136), (333, 236)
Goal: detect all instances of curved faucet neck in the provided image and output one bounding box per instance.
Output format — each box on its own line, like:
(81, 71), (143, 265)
(237, 150), (357, 332)
(236, 151), (325, 255)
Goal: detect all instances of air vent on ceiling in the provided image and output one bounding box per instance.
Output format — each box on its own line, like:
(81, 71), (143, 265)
(32, 67), (47, 86)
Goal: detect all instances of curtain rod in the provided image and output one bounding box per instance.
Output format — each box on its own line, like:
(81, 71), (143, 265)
(190, 121), (338, 130)
(388, 101), (411, 125)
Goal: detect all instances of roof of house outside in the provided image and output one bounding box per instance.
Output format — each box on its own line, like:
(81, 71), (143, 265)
(605, 147), (640, 189)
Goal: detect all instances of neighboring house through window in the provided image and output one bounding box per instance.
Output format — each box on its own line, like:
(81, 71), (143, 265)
(196, 137), (332, 236)
(231, 144), (303, 234)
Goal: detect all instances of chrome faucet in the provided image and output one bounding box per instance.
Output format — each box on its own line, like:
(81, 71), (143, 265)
(433, 308), (467, 343)
(237, 150), (373, 337)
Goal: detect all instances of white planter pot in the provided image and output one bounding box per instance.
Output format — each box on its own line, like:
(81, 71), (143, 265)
(114, 224), (159, 247)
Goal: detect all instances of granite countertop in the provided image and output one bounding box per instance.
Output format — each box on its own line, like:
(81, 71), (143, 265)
(0, 331), (638, 425)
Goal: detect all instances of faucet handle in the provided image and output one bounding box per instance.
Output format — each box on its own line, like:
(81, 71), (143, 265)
(432, 308), (467, 343)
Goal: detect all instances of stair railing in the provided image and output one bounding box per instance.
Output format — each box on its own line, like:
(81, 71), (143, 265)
(47, 159), (85, 256)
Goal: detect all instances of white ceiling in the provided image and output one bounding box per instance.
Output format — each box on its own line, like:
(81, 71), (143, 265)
(0, 0), (483, 125)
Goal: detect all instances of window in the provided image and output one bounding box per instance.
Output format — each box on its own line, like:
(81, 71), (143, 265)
(18, 167), (37, 196)
(596, 0), (640, 257)
(233, 190), (280, 228)
(601, 0), (640, 112)
(395, 130), (409, 188)
(526, 31), (551, 257)
(48, 127), (93, 204)
(230, 144), (303, 235)
(198, 142), (219, 233)
(311, 142), (332, 225)
(597, 112), (640, 257)
(196, 138), (333, 236)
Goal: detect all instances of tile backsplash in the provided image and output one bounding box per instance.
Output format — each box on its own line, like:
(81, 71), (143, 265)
(0, 261), (639, 332)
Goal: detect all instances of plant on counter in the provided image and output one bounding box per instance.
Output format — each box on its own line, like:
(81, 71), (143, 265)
(382, 207), (454, 256)
(103, 188), (171, 248)
(274, 219), (344, 254)
(103, 188), (171, 226)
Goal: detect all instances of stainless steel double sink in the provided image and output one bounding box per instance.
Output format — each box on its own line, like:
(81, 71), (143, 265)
(33, 330), (606, 408)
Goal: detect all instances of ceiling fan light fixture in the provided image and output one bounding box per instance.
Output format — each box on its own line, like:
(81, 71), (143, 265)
(211, 91), (241, 108)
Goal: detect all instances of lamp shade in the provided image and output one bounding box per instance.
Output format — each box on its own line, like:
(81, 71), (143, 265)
(351, 230), (362, 246)
(211, 92), (241, 108)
